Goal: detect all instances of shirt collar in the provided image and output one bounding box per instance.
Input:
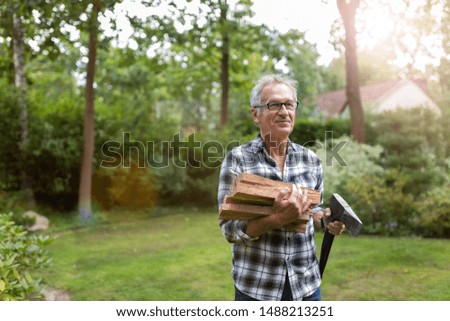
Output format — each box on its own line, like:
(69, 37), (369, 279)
(244, 133), (297, 154)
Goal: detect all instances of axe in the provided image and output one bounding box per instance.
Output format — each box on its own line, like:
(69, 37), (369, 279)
(319, 194), (363, 277)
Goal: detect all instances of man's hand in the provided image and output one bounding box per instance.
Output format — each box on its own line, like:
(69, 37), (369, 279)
(322, 208), (346, 235)
(272, 185), (311, 229)
(244, 185), (316, 237)
(311, 208), (324, 230)
(284, 208), (312, 233)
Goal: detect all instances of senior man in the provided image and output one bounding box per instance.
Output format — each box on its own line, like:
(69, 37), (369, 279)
(218, 74), (345, 301)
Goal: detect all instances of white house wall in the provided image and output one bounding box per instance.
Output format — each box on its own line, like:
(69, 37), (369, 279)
(373, 80), (441, 115)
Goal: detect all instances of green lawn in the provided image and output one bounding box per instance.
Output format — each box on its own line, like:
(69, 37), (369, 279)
(39, 207), (450, 301)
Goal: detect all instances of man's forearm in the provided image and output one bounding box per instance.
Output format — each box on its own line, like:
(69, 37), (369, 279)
(245, 208), (306, 237)
(245, 214), (281, 238)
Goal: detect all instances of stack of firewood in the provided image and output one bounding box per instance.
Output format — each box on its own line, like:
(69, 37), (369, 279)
(219, 173), (321, 225)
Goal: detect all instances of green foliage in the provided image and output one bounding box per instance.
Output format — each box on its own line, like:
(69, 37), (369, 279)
(313, 135), (384, 204)
(25, 98), (83, 210)
(0, 80), (21, 191)
(148, 130), (236, 206)
(367, 108), (447, 196)
(91, 120), (255, 208)
(313, 109), (449, 237)
(416, 162), (450, 238)
(343, 170), (418, 236)
(0, 212), (53, 301)
(275, 29), (325, 111)
(0, 191), (34, 225)
(312, 135), (433, 236)
(93, 162), (158, 210)
(326, 108), (449, 237)
(291, 117), (350, 145)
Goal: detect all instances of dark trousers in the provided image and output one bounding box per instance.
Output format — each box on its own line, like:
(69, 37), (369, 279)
(234, 274), (321, 301)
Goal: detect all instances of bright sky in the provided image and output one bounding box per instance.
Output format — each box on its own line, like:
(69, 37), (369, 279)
(250, 0), (341, 65)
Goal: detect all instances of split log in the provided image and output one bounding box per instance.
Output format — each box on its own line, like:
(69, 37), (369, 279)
(229, 173), (321, 206)
(219, 196), (273, 220)
(219, 173), (321, 222)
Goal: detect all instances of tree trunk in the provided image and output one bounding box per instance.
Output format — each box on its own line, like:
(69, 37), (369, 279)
(337, 0), (365, 143)
(79, 1), (100, 219)
(12, 11), (36, 208)
(219, 0), (229, 127)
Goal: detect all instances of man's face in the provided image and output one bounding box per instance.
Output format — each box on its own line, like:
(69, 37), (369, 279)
(252, 83), (296, 140)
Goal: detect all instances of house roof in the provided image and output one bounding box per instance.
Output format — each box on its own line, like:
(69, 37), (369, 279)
(316, 79), (434, 117)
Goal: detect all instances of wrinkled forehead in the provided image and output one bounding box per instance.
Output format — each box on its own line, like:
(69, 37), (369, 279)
(260, 83), (296, 102)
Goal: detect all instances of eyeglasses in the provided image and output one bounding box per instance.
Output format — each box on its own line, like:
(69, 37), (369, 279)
(253, 100), (299, 111)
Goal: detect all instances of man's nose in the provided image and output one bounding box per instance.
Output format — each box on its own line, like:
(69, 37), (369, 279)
(278, 104), (289, 115)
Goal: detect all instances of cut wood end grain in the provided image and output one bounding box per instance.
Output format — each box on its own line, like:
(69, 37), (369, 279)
(219, 173), (321, 222)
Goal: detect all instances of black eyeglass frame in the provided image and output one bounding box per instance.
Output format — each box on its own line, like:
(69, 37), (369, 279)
(253, 100), (300, 111)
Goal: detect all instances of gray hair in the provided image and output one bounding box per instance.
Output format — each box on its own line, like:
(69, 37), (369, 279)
(250, 74), (298, 109)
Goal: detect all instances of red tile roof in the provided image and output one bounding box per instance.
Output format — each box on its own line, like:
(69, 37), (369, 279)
(316, 79), (431, 117)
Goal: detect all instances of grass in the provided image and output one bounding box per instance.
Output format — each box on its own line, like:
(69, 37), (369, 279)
(38, 206), (450, 301)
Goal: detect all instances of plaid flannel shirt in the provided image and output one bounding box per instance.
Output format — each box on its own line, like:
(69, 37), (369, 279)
(218, 134), (324, 301)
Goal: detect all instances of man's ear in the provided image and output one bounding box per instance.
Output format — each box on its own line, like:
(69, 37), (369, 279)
(251, 108), (259, 124)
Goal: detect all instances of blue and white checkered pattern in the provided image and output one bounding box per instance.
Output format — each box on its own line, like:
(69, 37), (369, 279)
(218, 134), (324, 301)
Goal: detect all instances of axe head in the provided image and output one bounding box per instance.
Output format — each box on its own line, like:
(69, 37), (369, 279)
(329, 194), (363, 236)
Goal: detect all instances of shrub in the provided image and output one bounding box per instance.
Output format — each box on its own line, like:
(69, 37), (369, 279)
(313, 135), (384, 203)
(291, 117), (350, 145)
(416, 159), (450, 238)
(417, 184), (450, 238)
(26, 104), (83, 210)
(366, 108), (447, 196)
(93, 161), (158, 210)
(312, 136), (424, 236)
(346, 109), (449, 237)
(0, 191), (32, 225)
(0, 212), (53, 300)
(0, 82), (21, 191)
(343, 170), (418, 236)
